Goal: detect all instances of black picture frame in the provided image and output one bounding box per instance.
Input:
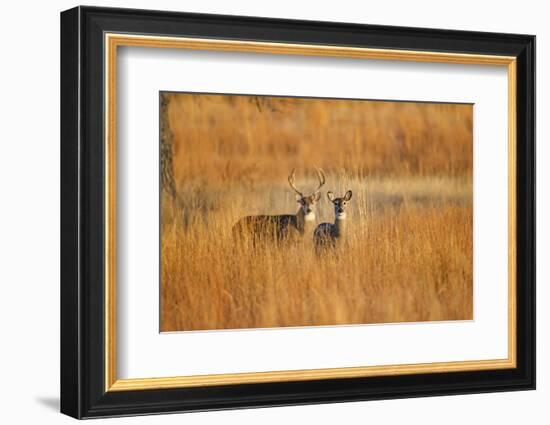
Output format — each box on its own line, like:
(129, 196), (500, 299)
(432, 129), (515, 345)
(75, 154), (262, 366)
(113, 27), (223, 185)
(60, 5), (535, 419)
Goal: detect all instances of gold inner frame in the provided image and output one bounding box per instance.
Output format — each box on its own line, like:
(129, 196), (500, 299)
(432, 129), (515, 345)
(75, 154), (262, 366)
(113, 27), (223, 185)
(104, 33), (517, 392)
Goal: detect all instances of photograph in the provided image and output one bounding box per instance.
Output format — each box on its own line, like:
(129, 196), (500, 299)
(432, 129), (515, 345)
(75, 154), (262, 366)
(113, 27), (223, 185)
(58, 4), (536, 419)
(159, 92), (474, 332)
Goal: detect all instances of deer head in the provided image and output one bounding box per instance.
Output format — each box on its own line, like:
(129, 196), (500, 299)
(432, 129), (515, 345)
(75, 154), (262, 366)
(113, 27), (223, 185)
(288, 168), (326, 220)
(327, 190), (353, 219)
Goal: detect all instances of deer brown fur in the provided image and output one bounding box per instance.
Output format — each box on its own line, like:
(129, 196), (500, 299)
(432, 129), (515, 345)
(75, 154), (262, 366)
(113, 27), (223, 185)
(232, 168), (325, 243)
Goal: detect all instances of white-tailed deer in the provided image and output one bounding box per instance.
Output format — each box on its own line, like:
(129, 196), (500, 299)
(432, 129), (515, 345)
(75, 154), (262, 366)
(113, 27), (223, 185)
(232, 168), (325, 242)
(313, 190), (353, 250)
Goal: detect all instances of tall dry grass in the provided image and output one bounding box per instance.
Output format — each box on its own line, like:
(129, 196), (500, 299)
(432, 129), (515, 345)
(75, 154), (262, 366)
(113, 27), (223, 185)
(161, 175), (472, 331)
(160, 93), (473, 331)
(167, 93), (472, 187)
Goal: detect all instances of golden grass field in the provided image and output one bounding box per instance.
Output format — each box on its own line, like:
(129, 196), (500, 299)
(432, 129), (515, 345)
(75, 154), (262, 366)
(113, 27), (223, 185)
(160, 93), (473, 332)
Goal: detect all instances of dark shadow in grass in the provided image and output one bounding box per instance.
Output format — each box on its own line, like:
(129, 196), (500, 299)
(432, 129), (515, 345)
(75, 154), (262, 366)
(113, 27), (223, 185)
(35, 396), (59, 411)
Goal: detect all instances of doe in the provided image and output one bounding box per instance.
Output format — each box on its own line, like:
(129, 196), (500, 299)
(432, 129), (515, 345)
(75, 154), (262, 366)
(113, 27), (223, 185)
(313, 190), (353, 250)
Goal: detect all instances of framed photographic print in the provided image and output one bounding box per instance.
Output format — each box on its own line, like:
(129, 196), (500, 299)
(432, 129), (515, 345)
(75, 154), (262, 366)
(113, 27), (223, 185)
(60, 6), (535, 419)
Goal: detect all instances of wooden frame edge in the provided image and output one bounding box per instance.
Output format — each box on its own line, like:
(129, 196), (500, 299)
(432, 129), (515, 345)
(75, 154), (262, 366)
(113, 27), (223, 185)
(103, 33), (518, 392)
(508, 59), (518, 369)
(108, 358), (516, 391)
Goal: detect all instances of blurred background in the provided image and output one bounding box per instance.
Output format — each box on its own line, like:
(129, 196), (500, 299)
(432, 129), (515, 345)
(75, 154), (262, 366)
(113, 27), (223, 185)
(165, 92), (472, 188)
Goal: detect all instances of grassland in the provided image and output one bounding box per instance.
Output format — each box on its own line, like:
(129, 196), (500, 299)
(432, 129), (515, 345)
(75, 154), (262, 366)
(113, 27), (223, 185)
(160, 93), (473, 332)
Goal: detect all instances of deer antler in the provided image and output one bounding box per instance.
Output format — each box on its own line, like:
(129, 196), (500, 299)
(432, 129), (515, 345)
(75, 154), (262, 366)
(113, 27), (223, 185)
(314, 167), (326, 194)
(288, 168), (303, 197)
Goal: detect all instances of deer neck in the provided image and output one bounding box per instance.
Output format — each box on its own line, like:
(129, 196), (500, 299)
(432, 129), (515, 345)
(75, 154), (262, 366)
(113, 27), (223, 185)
(296, 208), (316, 234)
(333, 215), (347, 238)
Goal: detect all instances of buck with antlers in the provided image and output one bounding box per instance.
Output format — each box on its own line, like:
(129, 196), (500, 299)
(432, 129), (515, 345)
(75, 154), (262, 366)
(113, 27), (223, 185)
(232, 168), (326, 243)
(313, 190), (353, 250)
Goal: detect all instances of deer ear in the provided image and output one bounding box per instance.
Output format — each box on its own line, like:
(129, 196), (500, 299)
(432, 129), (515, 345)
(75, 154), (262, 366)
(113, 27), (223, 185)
(344, 190), (353, 201)
(327, 191), (335, 202)
(295, 193), (302, 202)
(314, 192), (321, 202)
